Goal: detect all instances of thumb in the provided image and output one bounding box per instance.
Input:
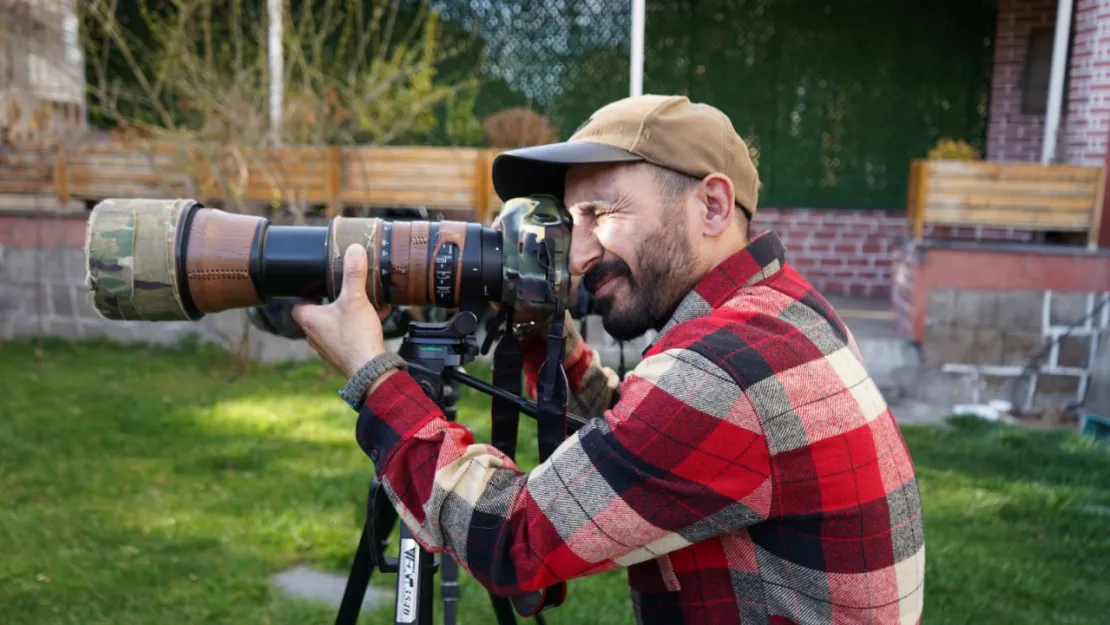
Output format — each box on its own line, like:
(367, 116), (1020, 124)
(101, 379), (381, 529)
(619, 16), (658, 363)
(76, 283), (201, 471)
(339, 244), (368, 301)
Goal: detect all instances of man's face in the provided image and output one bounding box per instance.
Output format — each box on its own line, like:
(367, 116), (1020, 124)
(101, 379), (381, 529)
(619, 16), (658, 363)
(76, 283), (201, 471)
(564, 163), (701, 342)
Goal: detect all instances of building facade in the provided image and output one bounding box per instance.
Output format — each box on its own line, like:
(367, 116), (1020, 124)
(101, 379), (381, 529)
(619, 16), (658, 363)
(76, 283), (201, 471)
(1, 0), (86, 149)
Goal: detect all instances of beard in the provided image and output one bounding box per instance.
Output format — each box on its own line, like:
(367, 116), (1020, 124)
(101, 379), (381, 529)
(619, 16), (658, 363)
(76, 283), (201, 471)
(583, 219), (699, 342)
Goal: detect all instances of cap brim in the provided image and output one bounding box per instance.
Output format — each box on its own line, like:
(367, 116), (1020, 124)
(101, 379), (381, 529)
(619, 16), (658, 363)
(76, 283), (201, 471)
(491, 141), (642, 202)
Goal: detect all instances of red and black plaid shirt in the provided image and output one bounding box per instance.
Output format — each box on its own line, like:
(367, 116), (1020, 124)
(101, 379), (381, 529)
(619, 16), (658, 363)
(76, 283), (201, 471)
(357, 232), (925, 624)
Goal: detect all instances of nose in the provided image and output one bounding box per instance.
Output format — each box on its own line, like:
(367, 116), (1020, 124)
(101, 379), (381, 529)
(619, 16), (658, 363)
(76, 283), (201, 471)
(568, 223), (603, 277)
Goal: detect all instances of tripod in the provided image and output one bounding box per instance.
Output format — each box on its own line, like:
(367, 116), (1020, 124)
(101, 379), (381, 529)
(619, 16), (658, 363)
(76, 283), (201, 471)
(334, 311), (578, 625)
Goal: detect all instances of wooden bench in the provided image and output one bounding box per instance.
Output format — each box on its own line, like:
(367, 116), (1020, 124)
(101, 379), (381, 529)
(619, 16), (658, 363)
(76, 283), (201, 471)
(907, 159), (1107, 249)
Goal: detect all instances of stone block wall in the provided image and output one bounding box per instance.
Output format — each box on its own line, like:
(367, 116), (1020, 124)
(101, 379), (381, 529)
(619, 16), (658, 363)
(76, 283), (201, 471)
(0, 242), (321, 363)
(891, 240), (1110, 413)
(918, 287), (1109, 410)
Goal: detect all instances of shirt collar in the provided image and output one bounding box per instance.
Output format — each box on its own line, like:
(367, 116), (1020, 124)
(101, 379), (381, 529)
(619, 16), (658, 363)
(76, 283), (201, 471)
(643, 231), (788, 355)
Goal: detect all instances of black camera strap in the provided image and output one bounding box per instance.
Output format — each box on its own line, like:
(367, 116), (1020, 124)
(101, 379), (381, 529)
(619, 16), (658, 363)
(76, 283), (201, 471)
(480, 239), (571, 620)
(489, 308), (522, 461)
(510, 240), (571, 618)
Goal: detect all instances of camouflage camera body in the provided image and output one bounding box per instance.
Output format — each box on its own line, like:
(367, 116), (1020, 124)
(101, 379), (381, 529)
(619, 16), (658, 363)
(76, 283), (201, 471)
(493, 195), (574, 324)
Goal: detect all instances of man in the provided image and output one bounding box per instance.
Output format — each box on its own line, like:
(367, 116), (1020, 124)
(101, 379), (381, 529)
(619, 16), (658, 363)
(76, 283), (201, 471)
(292, 95), (925, 624)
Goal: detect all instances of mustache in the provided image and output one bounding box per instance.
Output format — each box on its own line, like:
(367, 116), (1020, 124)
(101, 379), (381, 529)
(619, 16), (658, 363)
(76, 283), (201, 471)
(584, 258), (633, 295)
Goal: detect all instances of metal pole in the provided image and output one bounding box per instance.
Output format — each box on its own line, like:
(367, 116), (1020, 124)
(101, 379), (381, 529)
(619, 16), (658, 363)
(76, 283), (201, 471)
(630, 0), (645, 97)
(268, 0), (283, 146)
(1042, 0), (1075, 165)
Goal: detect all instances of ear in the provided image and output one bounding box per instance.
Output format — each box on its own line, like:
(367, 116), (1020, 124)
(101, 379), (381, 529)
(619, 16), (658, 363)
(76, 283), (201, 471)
(696, 173), (736, 238)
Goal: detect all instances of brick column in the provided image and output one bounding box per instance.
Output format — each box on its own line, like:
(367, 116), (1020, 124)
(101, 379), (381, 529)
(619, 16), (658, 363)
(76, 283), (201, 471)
(1064, 0), (1110, 166)
(986, 0), (1059, 162)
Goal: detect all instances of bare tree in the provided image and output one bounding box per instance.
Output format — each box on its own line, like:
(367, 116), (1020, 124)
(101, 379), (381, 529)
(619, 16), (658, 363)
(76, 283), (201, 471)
(77, 0), (483, 367)
(80, 0), (483, 222)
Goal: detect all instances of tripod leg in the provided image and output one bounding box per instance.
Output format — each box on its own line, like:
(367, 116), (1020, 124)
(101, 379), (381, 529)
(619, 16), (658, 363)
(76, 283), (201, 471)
(488, 592), (520, 625)
(393, 522), (436, 625)
(335, 521), (378, 625)
(336, 478), (400, 625)
(441, 554), (460, 625)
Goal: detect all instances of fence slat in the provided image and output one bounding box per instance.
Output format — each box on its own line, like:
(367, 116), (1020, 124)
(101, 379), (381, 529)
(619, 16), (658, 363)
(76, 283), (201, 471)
(0, 142), (505, 221)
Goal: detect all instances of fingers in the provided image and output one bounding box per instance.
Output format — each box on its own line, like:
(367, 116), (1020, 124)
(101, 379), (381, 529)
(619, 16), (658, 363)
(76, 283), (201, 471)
(290, 300), (314, 330)
(340, 244), (368, 301)
(377, 305), (393, 322)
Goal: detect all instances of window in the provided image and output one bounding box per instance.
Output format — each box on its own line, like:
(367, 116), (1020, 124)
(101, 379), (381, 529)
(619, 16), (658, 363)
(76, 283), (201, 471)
(1022, 28), (1056, 115)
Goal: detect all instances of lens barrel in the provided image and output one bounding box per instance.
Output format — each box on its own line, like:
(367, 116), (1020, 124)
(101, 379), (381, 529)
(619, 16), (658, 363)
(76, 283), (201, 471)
(85, 199), (503, 321)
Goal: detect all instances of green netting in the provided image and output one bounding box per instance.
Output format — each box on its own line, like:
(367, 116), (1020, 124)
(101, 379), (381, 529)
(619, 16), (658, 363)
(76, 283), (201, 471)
(84, 0), (996, 210)
(432, 0), (996, 210)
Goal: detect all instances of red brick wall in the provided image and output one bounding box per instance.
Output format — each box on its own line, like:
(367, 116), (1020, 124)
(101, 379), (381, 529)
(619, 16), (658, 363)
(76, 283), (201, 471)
(752, 209), (903, 298)
(1065, 0), (1110, 165)
(752, 209), (1034, 299)
(986, 0), (1058, 162)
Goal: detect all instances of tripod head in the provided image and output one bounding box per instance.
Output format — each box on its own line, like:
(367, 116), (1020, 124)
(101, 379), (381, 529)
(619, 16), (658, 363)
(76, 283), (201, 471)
(397, 311), (480, 406)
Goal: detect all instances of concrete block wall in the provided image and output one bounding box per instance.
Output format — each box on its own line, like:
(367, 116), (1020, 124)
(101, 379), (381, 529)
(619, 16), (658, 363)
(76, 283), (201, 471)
(916, 287), (1110, 410)
(0, 243), (321, 363)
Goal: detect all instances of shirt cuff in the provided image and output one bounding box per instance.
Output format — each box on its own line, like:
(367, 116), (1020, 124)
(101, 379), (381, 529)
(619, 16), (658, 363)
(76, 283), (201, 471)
(355, 369), (441, 474)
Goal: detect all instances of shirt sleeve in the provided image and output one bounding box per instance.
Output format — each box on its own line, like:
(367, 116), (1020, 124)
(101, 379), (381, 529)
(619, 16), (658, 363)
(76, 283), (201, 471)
(520, 311), (622, 420)
(355, 343), (774, 599)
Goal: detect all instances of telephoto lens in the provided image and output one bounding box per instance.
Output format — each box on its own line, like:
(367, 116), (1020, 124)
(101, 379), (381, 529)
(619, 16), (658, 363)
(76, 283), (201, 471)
(84, 196), (572, 324)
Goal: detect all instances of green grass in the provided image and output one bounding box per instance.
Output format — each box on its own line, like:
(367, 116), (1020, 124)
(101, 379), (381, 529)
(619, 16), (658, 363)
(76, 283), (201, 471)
(1, 337), (1108, 624)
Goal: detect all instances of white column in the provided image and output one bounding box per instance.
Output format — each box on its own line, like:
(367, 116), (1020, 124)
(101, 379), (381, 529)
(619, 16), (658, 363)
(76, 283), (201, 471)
(1043, 0), (1075, 164)
(630, 0), (645, 97)
(268, 0), (284, 146)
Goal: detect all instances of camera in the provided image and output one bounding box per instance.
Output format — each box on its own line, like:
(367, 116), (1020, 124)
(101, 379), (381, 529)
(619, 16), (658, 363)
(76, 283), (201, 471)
(84, 195), (573, 328)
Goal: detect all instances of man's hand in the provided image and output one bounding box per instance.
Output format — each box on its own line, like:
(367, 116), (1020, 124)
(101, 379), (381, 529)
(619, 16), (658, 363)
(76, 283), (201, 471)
(292, 244), (393, 378)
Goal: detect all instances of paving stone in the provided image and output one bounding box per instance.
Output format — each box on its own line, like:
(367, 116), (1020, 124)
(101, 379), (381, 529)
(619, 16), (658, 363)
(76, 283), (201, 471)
(270, 565), (391, 611)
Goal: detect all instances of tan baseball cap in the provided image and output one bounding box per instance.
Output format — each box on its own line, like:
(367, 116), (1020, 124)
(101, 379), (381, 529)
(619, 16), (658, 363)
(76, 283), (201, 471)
(491, 94), (760, 216)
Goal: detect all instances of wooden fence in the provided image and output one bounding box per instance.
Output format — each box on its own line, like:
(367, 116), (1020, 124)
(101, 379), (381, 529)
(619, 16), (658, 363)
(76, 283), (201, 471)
(907, 159), (1107, 249)
(0, 141), (505, 223)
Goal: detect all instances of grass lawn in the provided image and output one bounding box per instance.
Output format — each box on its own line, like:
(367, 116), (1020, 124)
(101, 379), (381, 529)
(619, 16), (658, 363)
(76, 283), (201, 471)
(2, 337), (1109, 624)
